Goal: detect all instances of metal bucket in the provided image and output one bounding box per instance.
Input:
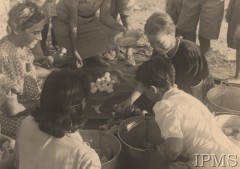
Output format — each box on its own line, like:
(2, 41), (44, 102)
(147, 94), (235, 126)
(79, 130), (121, 169)
(117, 116), (164, 169)
(206, 86), (240, 114)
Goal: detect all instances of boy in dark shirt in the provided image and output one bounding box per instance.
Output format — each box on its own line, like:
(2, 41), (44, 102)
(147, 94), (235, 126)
(116, 12), (213, 112)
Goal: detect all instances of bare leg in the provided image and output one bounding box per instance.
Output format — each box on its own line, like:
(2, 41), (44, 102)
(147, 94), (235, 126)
(199, 34), (210, 54)
(120, 14), (136, 66)
(35, 66), (52, 79)
(177, 30), (197, 42)
(235, 49), (240, 78)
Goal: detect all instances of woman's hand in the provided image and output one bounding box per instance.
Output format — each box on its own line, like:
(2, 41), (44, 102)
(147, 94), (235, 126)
(52, 47), (67, 62)
(41, 56), (54, 69)
(74, 51), (83, 68)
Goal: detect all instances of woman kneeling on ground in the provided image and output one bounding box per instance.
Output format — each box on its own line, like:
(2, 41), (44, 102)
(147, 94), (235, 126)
(52, 0), (126, 68)
(0, 2), (53, 115)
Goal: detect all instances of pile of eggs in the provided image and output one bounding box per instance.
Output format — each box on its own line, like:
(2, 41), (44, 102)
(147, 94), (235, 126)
(222, 127), (240, 141)
(90, 72), (116, 94)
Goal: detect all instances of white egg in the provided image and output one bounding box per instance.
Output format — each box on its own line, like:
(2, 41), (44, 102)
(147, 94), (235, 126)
(96, 78), (101, 83)
(107, 88), (114, 93)
(104, 72), (110, 77)
(90, 87), (97, 94)
(102, 83), (107, 88)
(99, 87), (104, 92)
(105, 77), (111, 82)
(90, 82), (95, 87)
(108, 84), (113, 89)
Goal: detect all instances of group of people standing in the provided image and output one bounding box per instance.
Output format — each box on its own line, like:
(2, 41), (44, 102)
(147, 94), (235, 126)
(166, 0), (240, 79)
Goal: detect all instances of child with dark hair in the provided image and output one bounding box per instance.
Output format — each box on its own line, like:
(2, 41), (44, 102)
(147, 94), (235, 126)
(136, 57), (240, 169)
(117, 12), (213, 112)
(13, 69), (101, 169)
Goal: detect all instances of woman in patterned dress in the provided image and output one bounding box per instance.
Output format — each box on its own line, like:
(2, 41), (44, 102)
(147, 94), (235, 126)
(52, 0), (126, 68)
(0, 2), (52, 115)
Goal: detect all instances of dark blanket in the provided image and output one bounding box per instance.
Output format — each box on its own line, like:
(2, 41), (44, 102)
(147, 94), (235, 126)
(82, 59), (138, 119)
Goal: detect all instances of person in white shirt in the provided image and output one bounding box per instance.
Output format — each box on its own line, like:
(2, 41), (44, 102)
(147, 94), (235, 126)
(135, 57), (240, 169)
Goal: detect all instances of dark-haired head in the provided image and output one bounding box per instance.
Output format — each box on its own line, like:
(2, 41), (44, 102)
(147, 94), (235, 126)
(33, 69), (90, 138)
(8, 2), (45, 34)
(136, 57), (175, 93)
(144, 11), (175, 36)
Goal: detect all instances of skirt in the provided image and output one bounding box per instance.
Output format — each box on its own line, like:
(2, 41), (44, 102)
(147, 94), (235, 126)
(52, 16), (118, 59)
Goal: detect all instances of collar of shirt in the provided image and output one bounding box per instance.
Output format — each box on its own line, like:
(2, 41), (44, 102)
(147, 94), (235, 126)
(162, 84), (181, 100)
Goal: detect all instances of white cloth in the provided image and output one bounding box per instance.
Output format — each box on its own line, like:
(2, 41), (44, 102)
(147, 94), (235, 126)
(13, 116), (101, 169)
(153, 86), (240, 169)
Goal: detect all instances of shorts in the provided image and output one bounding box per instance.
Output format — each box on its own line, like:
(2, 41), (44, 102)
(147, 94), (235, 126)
(227, 0), (240, 50)
(166, 0), (183, 24)
(177, 0), (224, 39)
(110, 0), (135, 16)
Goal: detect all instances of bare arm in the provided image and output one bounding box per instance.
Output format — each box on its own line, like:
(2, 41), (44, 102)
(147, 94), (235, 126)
(117, 82), (144, 112)
(66, 4), (83, 67)
(191, 80), (203, 102)
(67, 5), (79, 57)
(100, 0), (126, 31)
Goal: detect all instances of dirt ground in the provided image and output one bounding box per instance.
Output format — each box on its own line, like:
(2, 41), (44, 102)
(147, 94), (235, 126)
(130, 0), (236, 80)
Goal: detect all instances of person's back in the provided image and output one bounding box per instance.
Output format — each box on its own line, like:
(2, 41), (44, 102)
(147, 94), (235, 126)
(154, 87), (240, 168)
(14, 116), (100, 169)
(13, 69), (101, 169)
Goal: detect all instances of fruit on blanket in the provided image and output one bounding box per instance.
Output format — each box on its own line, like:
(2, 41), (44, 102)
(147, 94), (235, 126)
(235, 133), (240, 140)
(90, 72), (117, 94)
(104, 72), (110, 77)
(90, 86), (98, 94)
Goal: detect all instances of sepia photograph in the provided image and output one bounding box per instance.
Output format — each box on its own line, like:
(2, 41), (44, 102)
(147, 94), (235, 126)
(0, 0), (240, 168)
